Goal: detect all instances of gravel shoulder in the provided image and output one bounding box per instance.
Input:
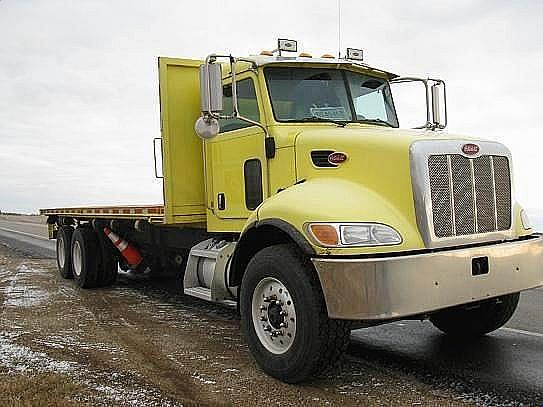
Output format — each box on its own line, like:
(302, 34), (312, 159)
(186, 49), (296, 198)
(0, 243), (472, 406)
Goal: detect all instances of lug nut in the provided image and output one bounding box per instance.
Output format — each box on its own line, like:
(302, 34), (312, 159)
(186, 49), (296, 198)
(260, 305), (267, 311)
(279, 322), (287, 328)
(264, 325), (272, 332)
(279, 310), (288, 316)
(260, 316), (268, 321)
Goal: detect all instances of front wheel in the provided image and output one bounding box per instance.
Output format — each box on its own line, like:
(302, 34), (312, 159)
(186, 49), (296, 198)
(240, 244), (351, 383)
(430, 293), (520, 338)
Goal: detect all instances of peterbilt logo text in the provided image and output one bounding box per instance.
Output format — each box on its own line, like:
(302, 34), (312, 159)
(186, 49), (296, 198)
(462, 143), (480, 155)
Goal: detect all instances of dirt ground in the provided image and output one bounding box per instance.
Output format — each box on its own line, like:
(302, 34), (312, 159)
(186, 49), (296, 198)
(0, 243), (473, 406)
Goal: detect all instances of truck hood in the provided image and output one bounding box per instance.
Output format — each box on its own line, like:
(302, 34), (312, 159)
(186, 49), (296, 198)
(291, 126), (482, 252)
(293, 125), (473, 185)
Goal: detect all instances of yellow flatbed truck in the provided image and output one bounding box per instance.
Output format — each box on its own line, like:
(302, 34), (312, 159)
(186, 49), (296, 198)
(41, 40), (543, 383)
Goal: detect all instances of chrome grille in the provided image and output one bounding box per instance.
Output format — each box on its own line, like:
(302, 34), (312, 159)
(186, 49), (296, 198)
(493, 156), (512, 230)
(428, 154), (511, 238)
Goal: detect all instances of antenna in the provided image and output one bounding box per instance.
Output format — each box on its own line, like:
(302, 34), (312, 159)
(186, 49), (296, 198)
(337, 0), (341, 59)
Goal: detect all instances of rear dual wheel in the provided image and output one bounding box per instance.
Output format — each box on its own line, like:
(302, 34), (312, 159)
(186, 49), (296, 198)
(71, 228), (100, 288)
(56, 225), (118, 288)
(56, 226), (74, 279)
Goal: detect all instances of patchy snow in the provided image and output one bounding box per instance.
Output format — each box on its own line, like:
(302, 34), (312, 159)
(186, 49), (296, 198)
(0, 332), (77, 374)
(192, 372), (217, 385)
(1, 264), (50, 307)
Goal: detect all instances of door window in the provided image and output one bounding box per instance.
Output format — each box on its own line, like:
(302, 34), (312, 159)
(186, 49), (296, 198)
(219, 79), (260, 133)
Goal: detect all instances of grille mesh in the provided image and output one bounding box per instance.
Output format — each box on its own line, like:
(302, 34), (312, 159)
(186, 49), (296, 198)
(450, 155), (475, 235)
(493, 156), (512, 230)
(428, 154), (511, 238)
(428, 156), (453, 237)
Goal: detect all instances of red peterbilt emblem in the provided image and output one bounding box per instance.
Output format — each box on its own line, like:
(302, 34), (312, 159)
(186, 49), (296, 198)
(328, 152), (348, 165)
(462, 143), (479, 155)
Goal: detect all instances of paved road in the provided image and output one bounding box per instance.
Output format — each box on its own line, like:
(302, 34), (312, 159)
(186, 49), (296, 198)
(1, 217), (542, 405)
(0, 218), (55, 258)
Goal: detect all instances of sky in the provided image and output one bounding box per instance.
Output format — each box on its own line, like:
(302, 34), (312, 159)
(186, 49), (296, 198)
(1, 0), (542, 214)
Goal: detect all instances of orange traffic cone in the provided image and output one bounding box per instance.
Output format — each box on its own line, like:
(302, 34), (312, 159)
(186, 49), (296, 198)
(103, 227), (143, 268)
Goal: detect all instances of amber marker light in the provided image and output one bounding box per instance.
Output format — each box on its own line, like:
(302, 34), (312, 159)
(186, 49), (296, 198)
(321, 54), (335, 59)
(260, 50), (273, 56)
(299, 52), (313, 58)
(309, 224), (339, 246)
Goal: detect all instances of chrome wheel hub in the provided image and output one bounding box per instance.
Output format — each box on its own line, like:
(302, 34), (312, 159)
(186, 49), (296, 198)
(72, 240), (82, 277)
(252, 277), (296, 354)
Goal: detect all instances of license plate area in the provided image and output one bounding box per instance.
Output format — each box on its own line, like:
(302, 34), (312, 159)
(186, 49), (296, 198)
(472, 256), (489, 276)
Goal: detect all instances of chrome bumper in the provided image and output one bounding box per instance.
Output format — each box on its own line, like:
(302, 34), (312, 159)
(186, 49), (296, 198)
(313, 236), (543, 320)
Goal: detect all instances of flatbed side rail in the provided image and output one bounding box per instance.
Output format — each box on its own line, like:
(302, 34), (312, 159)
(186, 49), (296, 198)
(39, 205), (165, 223)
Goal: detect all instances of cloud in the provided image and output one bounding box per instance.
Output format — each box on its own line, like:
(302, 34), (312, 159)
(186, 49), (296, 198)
(0, 0), (542, 213)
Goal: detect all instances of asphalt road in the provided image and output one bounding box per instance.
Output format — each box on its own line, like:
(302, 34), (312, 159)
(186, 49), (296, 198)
(1, 216), (542, 405)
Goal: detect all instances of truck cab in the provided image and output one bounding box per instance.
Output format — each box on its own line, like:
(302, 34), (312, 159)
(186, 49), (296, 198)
(43, 40), (543, 383)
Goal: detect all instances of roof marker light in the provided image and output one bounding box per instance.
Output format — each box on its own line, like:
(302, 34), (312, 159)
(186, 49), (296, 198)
(260, 50), (273, 56)
(299, 52), (312, 58)
(321, 54), (335, 59)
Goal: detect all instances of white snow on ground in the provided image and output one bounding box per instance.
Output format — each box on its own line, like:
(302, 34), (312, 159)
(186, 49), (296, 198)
(1, 264), (50, 307)
(0, 332), (77, 374)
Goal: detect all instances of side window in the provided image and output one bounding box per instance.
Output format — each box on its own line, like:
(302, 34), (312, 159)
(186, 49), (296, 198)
(219, 78), (260, 133)
(244, 159), (263, 210)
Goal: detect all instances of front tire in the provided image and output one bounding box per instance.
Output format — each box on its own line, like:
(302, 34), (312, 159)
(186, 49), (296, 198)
(240, 244), (351, 383)
(430, 293), (520, 338)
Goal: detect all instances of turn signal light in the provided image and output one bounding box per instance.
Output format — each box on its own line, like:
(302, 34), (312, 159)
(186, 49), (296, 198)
(309, 224), (338, 246)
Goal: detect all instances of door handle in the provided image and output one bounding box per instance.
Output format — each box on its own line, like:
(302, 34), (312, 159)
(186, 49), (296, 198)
(217, 193), (226, 210)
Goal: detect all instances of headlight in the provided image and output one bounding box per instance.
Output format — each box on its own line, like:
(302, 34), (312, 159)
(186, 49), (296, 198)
(307, 222), (402, 247)
(520, 210), (532, 230)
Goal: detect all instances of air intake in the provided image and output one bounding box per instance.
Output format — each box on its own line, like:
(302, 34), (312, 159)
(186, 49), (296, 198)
(311, 150), (336, 167)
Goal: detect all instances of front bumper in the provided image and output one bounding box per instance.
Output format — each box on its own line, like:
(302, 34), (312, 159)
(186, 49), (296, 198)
(312, 236), (543, 320)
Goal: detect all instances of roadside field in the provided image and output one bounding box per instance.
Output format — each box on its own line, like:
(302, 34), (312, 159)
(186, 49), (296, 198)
(0, 243), (470, 406)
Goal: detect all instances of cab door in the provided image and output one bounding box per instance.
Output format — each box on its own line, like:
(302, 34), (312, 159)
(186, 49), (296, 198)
(206, 76), (268, 221)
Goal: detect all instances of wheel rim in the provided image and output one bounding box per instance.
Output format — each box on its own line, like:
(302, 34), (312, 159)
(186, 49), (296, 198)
(251, 277), (297, 354)
(72, 240), (82, 277)
(58, 235), (66, 268)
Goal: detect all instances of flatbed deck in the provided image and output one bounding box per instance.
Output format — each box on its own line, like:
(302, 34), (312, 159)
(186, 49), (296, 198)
(40, 205), (165, 223)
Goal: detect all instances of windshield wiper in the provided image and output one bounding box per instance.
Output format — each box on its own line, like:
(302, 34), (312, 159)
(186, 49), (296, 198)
(355, 118), (394, 127)
(288, 116), (349, 127)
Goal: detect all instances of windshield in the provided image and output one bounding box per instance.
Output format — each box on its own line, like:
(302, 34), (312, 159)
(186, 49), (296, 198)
(264, 67), (398, 127)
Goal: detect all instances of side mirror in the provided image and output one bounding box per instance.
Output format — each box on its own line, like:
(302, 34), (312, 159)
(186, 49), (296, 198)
(391, 77), (447, 130)
(194, 116), (220, 139)
(195, 62), (223, 139)
(199, 63), (223, 114)
(430, 81), (447, 129)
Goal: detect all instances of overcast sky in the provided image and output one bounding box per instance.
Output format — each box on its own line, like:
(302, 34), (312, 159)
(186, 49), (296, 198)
(1, 0), (542, 214)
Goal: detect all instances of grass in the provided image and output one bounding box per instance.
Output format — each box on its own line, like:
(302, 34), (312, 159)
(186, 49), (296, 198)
(0, 372), (87, 407)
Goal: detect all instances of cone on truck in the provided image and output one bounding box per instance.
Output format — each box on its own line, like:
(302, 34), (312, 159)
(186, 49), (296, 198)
(103, 227), (143, 268)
